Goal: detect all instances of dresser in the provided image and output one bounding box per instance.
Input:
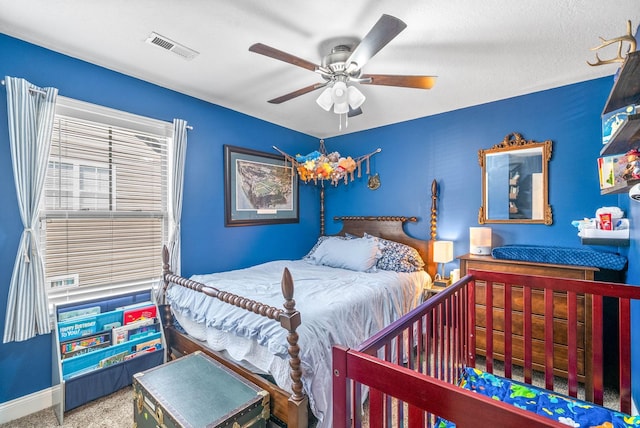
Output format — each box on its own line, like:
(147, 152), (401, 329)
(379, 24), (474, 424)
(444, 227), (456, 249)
(458, 254), (599, 386)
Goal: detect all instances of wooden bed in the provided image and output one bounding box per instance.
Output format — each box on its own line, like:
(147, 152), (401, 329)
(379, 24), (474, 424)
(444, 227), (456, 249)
(159, 182), (440, 427)
(333, 269), (640, 427)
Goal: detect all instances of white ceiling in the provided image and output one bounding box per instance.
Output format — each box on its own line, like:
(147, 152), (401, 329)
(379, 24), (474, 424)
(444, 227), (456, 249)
(1, 1), (639, 138)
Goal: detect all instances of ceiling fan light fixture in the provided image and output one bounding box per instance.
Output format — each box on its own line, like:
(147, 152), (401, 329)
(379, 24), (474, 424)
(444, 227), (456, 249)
(333, 100), (350, 114)
(347, 85), (366, 109)
(331, 81), (348, 105)
(316, 86), (334, 111)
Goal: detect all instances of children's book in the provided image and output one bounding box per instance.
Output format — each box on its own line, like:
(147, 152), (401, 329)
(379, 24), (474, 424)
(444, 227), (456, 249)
(123, 304), (157, 325)
(98, 351), (128, 368)
(60, 331), (111, 357)
(112, 318), (155, 345)
(58, 306), (101, 322)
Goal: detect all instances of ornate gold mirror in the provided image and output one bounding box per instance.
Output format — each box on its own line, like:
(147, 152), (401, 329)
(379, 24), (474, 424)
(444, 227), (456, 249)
(478, 133), (552, 225)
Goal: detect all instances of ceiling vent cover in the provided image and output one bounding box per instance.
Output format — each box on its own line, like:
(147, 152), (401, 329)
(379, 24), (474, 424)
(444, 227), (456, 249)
(145, 32), (199, 60)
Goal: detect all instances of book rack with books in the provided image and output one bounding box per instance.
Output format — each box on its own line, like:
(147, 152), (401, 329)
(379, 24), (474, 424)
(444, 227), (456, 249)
(52, 291), (165, 425)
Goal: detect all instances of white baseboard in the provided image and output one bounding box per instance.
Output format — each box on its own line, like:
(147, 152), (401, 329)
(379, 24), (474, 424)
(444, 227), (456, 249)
(0, 385), (60, 424)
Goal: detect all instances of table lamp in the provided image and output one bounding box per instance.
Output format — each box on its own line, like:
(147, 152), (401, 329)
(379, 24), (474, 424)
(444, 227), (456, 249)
(433, 240), (454, 287)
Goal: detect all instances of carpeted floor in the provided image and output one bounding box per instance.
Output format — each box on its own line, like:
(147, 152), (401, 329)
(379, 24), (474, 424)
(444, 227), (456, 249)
(0, 387), (132, 428)
(0, 360), (620, 428)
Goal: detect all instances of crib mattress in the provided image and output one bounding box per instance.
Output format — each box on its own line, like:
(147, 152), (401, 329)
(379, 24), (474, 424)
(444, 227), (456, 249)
(436, 367), (639, 428)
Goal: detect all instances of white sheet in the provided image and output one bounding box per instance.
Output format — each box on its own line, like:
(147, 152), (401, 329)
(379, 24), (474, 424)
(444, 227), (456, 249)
(167, 259), (430, 427)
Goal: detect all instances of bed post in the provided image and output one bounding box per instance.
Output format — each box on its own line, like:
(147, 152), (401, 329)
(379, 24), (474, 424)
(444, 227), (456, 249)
(279, 267), (309, 428)
(161, 245), (172, 306)
(160, 246), (175, 361)
(320, 186), (325, 236)
(426, 179), (439, 279)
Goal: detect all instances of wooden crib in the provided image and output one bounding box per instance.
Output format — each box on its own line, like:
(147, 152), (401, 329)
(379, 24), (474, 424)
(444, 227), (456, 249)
(333, 269), (640, 427)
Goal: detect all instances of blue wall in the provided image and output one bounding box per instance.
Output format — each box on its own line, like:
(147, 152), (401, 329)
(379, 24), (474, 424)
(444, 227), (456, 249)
(1, 32), (638, 408)
(324, 77), (640, 405)
(0, 34), (318, 404)
(323, 78), (621, 272)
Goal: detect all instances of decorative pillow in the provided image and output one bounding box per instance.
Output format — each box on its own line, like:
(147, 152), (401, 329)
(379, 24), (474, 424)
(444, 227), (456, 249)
(364, 233), (425, 273)
(308, 236), (380, 272)
(303, 235), (352, 261)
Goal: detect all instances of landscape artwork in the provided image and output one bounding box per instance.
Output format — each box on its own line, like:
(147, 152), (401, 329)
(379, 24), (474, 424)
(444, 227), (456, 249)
(224, 145), (299, 226)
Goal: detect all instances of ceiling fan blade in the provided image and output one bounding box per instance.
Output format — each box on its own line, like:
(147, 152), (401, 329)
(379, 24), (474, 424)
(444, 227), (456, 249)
(249, 43), (319, 72)
(267, 83), (327, 104)
(346, 14), (407, 71)
(360, 74), (437, 89)
(348, 106), (363, 117)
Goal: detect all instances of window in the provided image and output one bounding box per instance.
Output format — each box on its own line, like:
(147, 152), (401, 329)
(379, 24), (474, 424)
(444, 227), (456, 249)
(43, 97), (172, 306)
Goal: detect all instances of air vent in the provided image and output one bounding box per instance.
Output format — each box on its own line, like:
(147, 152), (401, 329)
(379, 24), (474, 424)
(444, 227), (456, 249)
(145, 32), (199, 60)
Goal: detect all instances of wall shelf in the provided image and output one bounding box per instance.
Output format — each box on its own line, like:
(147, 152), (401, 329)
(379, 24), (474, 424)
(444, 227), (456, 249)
(598, 50), (640, 194)
(600, 113), (640, 156)
(601, 178), (640, 195)
(581, 237), (630, 247)
(602, 51), (640, 115)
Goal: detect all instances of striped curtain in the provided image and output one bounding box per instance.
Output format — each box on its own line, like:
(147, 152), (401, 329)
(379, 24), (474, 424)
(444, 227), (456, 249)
(3, 76), (58, 343)
(167, 118), (188, 275)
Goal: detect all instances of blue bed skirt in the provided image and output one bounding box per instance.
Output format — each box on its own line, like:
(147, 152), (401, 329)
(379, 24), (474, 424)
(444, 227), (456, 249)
(491, 245), (627, 271)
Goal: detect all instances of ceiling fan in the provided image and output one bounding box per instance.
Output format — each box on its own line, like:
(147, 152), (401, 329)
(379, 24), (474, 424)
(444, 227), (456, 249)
(249, 14), (436, 121)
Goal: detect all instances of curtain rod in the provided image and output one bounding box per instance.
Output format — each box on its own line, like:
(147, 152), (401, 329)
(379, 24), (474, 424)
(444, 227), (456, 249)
(0, 79), (47, 96)
(1, 79), (193, 130)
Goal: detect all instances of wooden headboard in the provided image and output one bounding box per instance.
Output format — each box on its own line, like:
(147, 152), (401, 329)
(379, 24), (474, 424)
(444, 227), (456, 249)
(332, 180), (439, 279)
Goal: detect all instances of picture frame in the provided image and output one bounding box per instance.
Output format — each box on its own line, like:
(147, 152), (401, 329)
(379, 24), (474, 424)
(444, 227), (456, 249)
(224, 144), (299, 226)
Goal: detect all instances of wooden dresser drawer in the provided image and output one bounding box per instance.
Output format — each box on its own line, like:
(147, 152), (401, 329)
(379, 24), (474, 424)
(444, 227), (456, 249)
(459, 254), (597, 387)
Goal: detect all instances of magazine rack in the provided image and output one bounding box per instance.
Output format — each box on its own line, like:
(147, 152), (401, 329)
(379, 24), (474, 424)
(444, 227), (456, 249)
(52, 291), (165, 425)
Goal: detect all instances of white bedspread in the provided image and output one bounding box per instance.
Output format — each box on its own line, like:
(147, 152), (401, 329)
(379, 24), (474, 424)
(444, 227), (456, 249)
(166, 259), (429, 427)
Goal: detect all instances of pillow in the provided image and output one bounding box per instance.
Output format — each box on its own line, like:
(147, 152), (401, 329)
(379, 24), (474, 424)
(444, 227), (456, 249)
(303, 235), (352, 261)
(365, 233), (425, 273)
(308, 236), (380, 272)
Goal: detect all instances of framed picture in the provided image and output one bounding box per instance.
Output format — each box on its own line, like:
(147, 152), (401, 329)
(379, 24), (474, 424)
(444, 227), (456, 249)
(224, 144), (299, 226)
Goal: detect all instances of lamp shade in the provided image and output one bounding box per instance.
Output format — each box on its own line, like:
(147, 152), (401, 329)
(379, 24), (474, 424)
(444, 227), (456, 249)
(331, 81), (349, 114)
(433, 240), (454, 264)
(316, 86), (334, 111)
(347, 85), (366, 109)
(470, 227), (492, 255)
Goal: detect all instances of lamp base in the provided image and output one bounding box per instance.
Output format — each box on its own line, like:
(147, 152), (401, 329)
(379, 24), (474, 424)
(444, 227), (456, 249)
(470, 245), (491, 255)
(433, 278), (450, 288)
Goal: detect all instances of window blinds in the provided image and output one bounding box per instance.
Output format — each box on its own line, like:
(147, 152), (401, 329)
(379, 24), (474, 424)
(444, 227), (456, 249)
(43, 109), (169, 304)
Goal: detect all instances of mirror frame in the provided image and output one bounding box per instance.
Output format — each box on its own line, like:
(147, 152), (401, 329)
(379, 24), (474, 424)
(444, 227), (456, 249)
(478, 133), (553, 225)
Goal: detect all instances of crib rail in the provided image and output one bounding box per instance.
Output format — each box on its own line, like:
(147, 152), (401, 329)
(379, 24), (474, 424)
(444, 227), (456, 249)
(333, 270), (640, 427)
(471, 269), (637, 414)
(333, 274), (474, 427)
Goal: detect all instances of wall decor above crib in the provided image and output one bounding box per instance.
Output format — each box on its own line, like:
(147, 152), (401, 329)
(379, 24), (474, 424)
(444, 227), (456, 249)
(478, 132), (553, 225)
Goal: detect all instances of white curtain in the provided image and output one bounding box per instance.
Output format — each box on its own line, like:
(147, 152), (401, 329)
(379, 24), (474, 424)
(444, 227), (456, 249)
(3, 76), (58, 343)
(167, 119), (188, 276)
